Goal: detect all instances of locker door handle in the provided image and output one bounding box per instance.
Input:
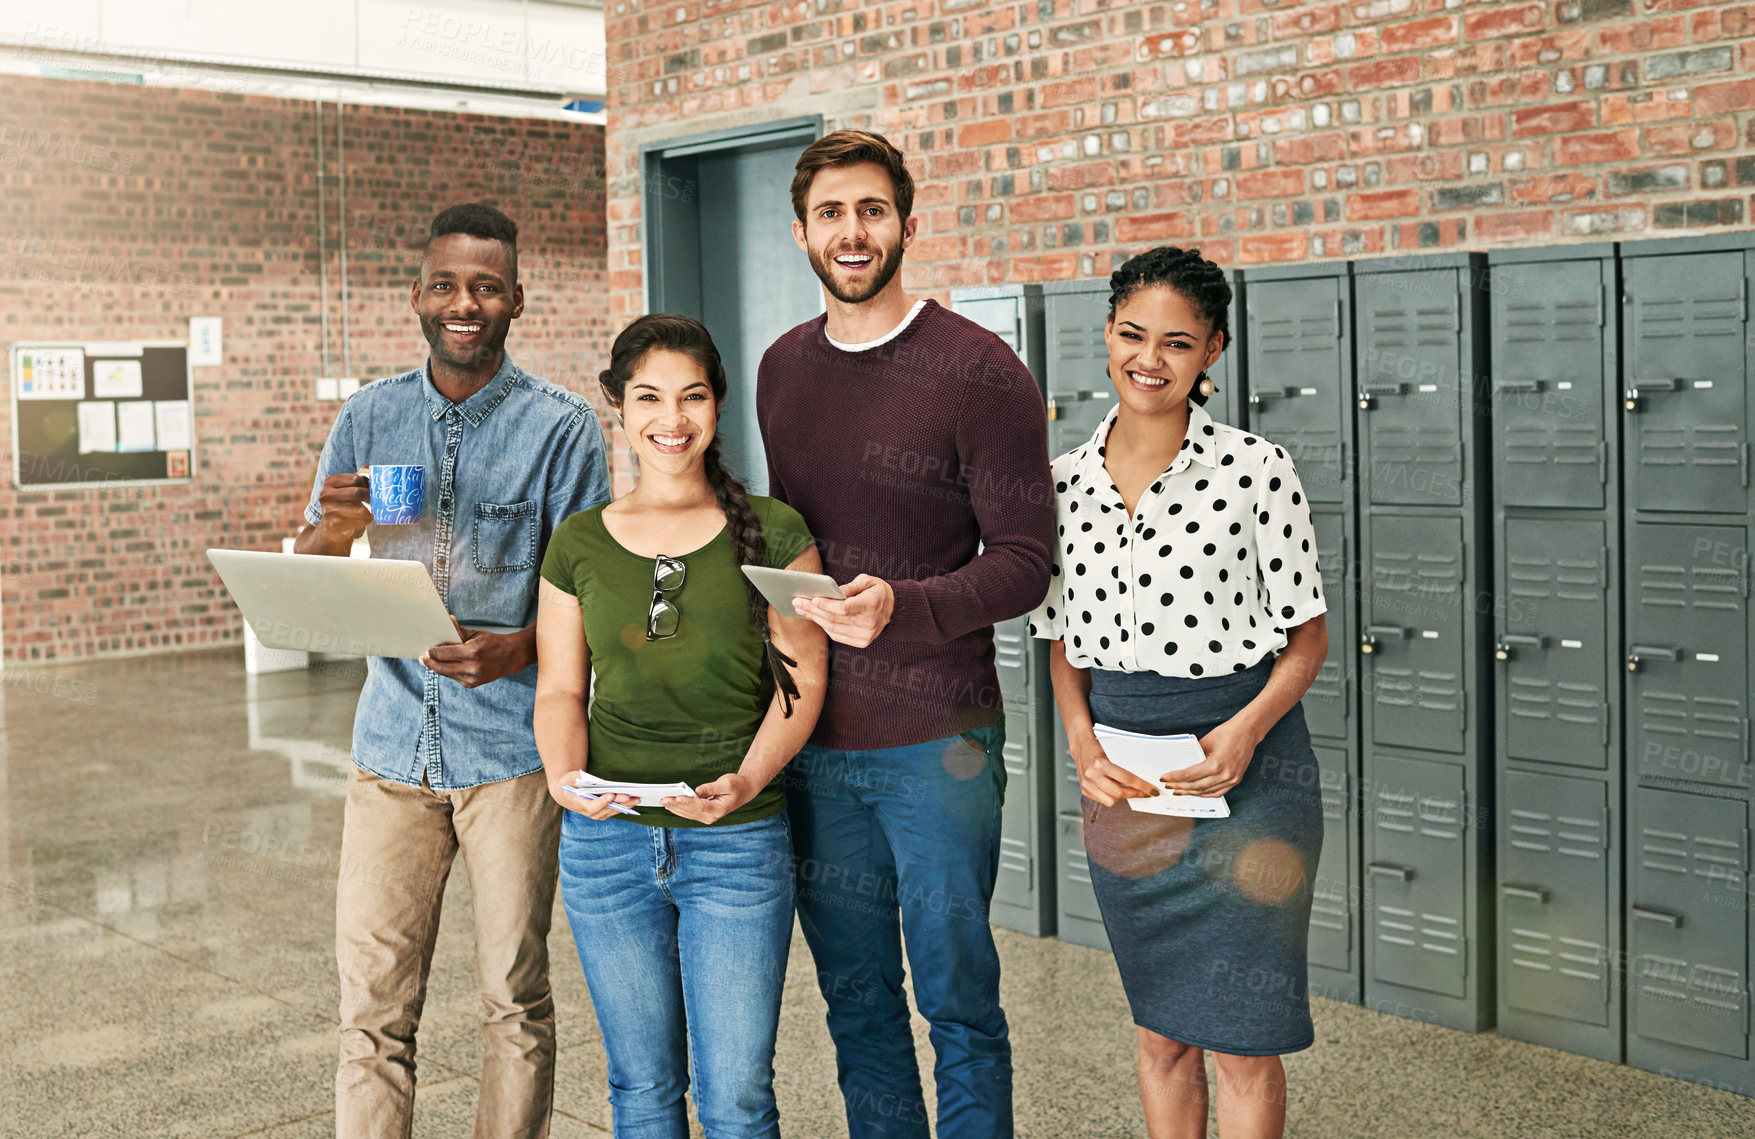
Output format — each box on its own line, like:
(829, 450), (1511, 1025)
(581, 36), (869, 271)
(1250, 387), (1302, 405)
(1367, 863), (1414, 881)
(1495, 379), (1544, 395)
(1495, 634), (1546, 660)
(1361, 625), (1406, 654)
(1358, 380), (1406, 410)
(1631, 905), (1683, 929)
(1624, 377), (1682, 411)
(1501, 884), (1549, 903)
(1626, 645), (1680, 672)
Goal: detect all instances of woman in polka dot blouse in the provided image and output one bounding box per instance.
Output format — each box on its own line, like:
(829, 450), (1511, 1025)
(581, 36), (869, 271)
(1028, 246), (1329, 1139)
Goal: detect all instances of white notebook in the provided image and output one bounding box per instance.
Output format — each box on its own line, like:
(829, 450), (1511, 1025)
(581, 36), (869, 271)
(1092, 723), (1231, 818)
(563, 771), (698, 808)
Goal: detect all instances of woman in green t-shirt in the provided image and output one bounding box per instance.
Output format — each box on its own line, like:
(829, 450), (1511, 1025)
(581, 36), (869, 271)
(534, 314), (827, 1138)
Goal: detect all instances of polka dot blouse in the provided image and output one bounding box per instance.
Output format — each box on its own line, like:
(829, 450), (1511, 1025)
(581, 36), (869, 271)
(1028, 401), (1327, 677)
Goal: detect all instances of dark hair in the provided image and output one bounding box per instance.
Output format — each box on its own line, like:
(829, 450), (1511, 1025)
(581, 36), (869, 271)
(791, 129), (915, 223)
(598, 314), (801, 715)
(427, 202), (519, 277)
(1108, 246), (1231, 406)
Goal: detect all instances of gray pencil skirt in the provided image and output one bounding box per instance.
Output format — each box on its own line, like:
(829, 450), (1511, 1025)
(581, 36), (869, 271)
(1083, 657), (1324, 1056)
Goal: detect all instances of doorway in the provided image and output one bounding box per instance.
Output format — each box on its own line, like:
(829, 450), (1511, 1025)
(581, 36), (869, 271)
(641, 117), (825, 495)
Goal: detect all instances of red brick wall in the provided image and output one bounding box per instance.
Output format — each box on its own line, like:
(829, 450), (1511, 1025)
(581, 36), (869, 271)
(602, 0), (1754, 305)
(0, 74), (611, 663)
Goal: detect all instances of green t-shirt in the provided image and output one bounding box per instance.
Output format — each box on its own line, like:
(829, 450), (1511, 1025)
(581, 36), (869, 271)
(540, 495), (816, 827)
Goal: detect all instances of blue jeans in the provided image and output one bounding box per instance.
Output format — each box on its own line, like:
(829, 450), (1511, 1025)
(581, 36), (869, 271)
(558, 811), (794, 1139)
(786, 725), (1012, 1139)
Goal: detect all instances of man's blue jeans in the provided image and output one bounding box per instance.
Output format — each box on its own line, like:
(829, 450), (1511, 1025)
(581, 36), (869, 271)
(558, 810), (794, 1139)
(786, 725), (1013, 1139)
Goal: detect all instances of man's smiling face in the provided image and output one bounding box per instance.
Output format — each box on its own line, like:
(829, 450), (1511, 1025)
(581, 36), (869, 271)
(412, 232), (523, 373)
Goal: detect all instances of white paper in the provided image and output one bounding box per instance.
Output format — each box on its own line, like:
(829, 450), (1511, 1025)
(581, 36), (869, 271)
(565, 771), (697, 807)
(153, 400), (191, 451)
(188, 317), (223, 366)
(337, 377), (360, 398)
(1093, 724), (1230, 818)
(315, 377), (340, 402)
(93, 359), (143, 398)
(17, 348), (84, 399)
(116, 400), (156, 452)
(76, 401), (116, 453)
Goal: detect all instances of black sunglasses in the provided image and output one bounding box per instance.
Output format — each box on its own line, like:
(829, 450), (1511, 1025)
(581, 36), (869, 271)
(645, 554), (687, 641)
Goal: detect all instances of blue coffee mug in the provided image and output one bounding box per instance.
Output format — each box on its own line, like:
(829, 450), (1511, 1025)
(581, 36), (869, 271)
(369, 465), (425, 524)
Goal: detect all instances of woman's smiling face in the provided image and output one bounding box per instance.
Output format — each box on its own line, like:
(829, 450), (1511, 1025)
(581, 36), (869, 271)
(614, 348), (720, 476)
(1104, 284), (1225, 416)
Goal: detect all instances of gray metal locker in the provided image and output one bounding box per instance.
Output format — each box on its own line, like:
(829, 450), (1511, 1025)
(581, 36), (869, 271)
(1498, 771), (1614, 1046)
(951, 287), (1056, 938)
(1356, 253), (1493, 1035)
(1307, 743), (1359, 1003)
(1625, 521), (1749, 793)
(1492, 253), (1615, 511)
(1301, 509), (1354, 742)
(1241, 264), (1352, 505)
(1626, 789), (1750, 1077)
(1362, 513), (1468, 754)
(1623, 249), (1750, 516)
(1055, 812), (1111, 952)
(1489, 246), (1624, 1064)
(1498, 518), (1613, 770)
(1620, 234), (1755, 1099)
(1355, 266), (1474, 508)
(1236, 265), (1363, 1009)
(1366, 754), (1471, 1001)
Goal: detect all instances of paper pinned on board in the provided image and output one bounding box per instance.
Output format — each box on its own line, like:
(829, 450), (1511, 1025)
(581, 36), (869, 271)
(76, 401), (116, 453)
(94, 359), (144, 398)
(116, 400), (157, 452)
(154, 400), (192, 451)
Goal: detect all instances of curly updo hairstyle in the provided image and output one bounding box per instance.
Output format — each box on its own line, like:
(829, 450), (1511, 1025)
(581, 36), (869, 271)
(1107, 246), (1232, 406)
(598, 313), (801, 716)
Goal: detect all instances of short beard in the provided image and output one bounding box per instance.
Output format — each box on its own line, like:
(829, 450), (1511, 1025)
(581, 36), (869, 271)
(809, 239), (905, 305)
(419, 313), (510, 373)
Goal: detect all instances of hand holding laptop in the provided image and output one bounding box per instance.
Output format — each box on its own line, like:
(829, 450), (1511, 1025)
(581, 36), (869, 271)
(420, 616), (535, 689)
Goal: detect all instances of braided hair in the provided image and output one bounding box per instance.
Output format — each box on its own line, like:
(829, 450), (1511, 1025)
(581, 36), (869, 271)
(598, 314), (802, 716)
(1107, 246), (1231, 406)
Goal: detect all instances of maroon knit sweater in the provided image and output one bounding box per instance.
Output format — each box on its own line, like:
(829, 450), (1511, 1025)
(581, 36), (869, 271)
(757, 299), (1056, 750)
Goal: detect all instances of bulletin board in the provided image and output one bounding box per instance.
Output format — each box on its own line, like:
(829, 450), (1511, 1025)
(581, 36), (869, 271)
(9, 341), (195, 489)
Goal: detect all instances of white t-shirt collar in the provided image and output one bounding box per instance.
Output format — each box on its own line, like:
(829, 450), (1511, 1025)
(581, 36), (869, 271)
(825, 299), (929, 352)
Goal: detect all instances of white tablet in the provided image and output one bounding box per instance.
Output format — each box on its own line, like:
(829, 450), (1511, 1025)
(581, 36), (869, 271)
(208, 548), (463, 659)
(740, 565), (846, 619)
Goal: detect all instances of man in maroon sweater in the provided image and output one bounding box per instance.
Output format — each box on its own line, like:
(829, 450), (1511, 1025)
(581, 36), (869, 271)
(757, 130), (1053, 1139)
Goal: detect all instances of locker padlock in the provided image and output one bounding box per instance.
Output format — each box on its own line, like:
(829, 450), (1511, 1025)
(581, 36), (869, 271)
(1360, 635), (1375, 655)
(1357, 394), (1373, 411)
(1045, 401), (1059, 421)
(1626, 654), (1638, 673)
(1495, 643), (1510, 661)
(1623, 389), (1639, 412)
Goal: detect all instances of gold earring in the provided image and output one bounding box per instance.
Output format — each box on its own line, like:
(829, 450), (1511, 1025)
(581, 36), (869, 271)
(1198, 373), (1216, 398)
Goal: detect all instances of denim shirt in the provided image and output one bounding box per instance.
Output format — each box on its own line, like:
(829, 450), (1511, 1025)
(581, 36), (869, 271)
(305, 355), (611, 789)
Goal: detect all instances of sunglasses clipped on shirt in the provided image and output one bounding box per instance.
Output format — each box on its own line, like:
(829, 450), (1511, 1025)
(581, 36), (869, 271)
(646, 553), (687, 641)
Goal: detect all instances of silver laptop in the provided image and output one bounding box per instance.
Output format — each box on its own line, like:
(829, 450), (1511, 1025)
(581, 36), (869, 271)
(208, 548), (489, 659)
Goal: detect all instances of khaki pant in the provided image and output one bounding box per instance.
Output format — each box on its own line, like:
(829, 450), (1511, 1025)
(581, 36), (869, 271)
(335, 765), (562, 1139)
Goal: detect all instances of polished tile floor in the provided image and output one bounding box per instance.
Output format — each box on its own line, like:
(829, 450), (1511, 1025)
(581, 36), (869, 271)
(1, 649), (1749, 1138)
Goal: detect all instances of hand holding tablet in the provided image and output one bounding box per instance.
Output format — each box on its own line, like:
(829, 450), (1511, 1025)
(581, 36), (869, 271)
(740, 565), (846, 619)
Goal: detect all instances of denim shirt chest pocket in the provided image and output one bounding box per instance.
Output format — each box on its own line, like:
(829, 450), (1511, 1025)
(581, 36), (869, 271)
(473, 499), (540, 573)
